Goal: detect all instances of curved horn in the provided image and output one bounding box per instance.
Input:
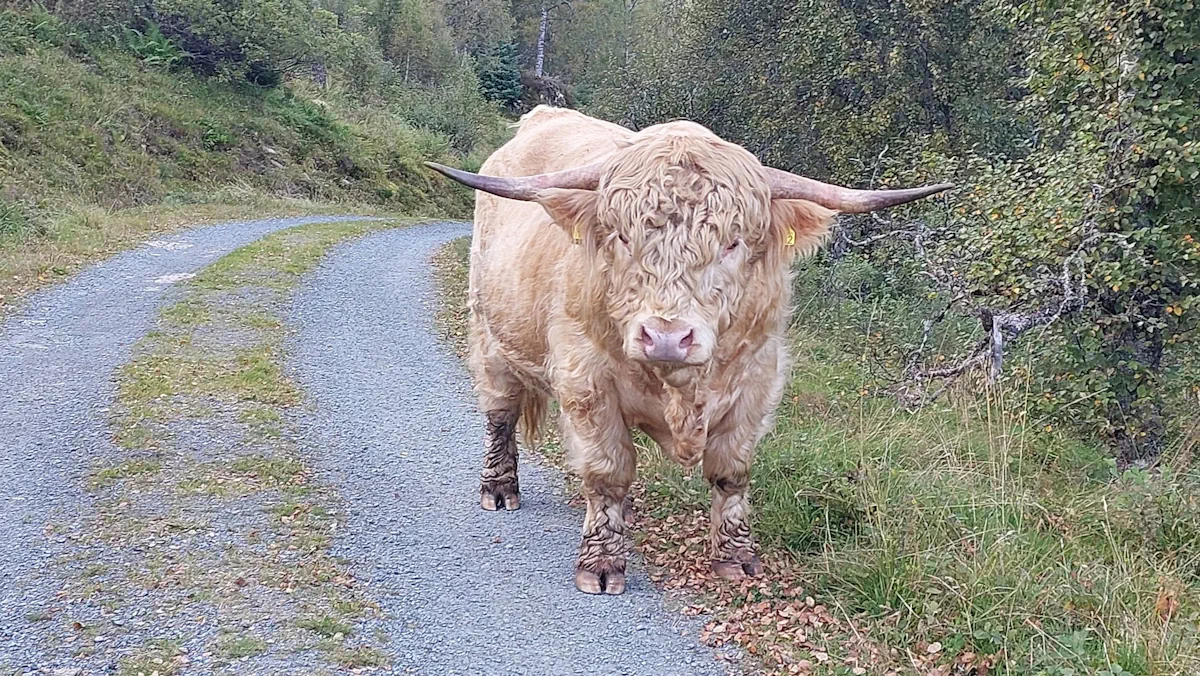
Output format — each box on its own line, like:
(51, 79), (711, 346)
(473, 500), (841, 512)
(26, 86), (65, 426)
(424, 161), (603, 201)
(765, 167), (953, 213)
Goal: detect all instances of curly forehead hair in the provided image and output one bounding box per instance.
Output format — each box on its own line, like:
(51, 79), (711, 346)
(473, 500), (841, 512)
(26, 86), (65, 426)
(596, 129), (774, 255)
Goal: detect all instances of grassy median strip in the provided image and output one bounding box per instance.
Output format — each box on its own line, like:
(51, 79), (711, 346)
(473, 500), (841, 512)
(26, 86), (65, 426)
(60, 219), (402, 674)
(431, 236), (1200, 676)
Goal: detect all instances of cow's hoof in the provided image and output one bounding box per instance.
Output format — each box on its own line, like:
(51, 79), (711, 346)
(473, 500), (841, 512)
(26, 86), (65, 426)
(575, 569), (626, 595)
(711, 556), (764, 580)
(480, 487), (520, 511)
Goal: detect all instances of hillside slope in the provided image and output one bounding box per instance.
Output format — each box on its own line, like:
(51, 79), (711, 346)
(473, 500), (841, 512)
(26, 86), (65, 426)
(0, 6), (497, 312)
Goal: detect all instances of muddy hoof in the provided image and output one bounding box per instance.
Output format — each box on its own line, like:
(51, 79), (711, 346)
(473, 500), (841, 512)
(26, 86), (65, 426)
(574, 569), (626, 595)
(711, 556), (764, 580)
(480, 487), (521, 511)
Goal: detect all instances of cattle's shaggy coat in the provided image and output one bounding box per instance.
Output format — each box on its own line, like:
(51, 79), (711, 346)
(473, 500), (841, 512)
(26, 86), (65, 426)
(433, 106), (948, 595)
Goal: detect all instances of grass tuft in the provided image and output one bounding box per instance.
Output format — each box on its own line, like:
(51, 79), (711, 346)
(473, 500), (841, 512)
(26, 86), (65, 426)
(215, 633), (266, 659)
(327, 645), (389, 668)
(89, 459), (161, 490)
(298, 615), (355, 638)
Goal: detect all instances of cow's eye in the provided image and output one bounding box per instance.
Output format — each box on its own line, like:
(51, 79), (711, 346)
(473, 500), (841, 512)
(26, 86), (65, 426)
(723, 239), (742, 256)
(617, 233), (630, 246)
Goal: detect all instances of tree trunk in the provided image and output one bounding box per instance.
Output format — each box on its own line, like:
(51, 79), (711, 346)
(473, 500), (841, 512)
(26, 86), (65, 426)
(1106, 320), (1166, 468)
(535, 3), (549, 78)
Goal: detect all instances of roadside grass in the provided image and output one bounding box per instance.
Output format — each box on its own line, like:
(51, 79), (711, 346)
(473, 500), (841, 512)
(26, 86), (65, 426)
(431, 236), (1200, 675)
(62, 219), (406, 671)
(429, 234), (472, 356)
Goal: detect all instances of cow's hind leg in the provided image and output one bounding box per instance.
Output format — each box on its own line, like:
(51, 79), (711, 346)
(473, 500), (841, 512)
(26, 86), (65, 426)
(562, 405), (635, 595)
(471, 327), (528, 511)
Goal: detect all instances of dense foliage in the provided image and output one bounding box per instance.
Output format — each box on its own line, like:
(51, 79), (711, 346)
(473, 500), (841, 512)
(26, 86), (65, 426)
(568, 0), (1199, 461)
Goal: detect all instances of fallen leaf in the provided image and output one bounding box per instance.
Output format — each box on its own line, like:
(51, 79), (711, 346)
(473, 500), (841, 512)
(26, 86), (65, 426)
(1156, 588), (1180, 621)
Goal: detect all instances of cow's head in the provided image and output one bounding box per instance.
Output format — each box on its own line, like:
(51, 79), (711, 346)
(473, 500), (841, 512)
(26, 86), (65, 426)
(427, 122), (950, 369)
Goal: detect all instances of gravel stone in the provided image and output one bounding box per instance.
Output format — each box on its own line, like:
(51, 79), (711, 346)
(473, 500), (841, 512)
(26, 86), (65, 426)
(288, 221), (730, 675)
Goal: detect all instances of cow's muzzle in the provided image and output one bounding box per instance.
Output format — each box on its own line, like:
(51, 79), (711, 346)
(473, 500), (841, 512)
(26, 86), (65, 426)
(635, 317), (704, 364)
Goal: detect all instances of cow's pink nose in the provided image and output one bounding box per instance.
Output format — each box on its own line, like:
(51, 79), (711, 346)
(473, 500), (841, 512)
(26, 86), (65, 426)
(638, 319), (695, 362)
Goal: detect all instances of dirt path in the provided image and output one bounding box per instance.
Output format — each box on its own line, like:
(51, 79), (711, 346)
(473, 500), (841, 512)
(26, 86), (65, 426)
(0, 216), (379, 668)
(288, 221), (728, 675)
(0, 217), (730, 675)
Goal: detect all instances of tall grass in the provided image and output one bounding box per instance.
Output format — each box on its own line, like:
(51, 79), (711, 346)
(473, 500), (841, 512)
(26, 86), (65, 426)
(635, 273), (1200, 673)
(431, 234), (1200, 672)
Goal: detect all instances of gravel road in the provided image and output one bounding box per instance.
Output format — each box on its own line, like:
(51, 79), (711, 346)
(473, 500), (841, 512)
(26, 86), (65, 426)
(289, 221), (729, 675)
(0, 216), (376, 668)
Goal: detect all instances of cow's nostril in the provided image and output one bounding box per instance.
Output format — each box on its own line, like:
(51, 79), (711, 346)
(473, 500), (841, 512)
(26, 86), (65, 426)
(639, 327), (654, 347)
(678, 330), (694, 349)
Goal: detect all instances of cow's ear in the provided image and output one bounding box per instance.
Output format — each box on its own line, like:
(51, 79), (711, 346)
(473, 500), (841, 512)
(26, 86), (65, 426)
(535, 188), (600, 243)
(769, 198), (836, 262)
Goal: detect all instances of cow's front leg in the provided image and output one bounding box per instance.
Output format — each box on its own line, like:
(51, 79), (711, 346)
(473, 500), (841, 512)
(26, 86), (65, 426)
(704, 439), (763, 580)
(480, 408), (521, 511)
(576, 483), (630, 594)
(562, 403), (635, 595)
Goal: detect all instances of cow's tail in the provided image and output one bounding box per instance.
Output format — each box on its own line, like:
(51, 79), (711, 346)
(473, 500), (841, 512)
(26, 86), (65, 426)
(517, 390), (549, 449)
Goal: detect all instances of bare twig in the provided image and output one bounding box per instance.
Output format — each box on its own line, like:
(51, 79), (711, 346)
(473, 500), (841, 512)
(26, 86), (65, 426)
(894, 220), (1107, 408)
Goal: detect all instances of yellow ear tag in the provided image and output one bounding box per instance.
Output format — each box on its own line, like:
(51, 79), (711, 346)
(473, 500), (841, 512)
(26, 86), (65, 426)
(572, 224), (582, 242)
(786, 227), (796, 247)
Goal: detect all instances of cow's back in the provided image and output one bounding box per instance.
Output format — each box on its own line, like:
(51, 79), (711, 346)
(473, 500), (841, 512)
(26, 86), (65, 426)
(468, 107), (633, 381)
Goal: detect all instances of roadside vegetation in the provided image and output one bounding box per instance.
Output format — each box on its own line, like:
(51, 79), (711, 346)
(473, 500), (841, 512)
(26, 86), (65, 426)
(62, 219), (400, 673)
(0, 1), (508, 316)
(427, 0), (1199, 668)
(434, 235), (1200, 675)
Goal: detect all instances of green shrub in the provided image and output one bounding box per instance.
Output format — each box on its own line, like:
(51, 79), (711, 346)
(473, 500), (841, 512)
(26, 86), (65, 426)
(148, 0), (360, 85)
(122, 20), (183, 67)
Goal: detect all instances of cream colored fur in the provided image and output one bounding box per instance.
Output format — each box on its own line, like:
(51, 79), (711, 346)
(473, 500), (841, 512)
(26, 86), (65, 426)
(467, 106), (836, 589)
